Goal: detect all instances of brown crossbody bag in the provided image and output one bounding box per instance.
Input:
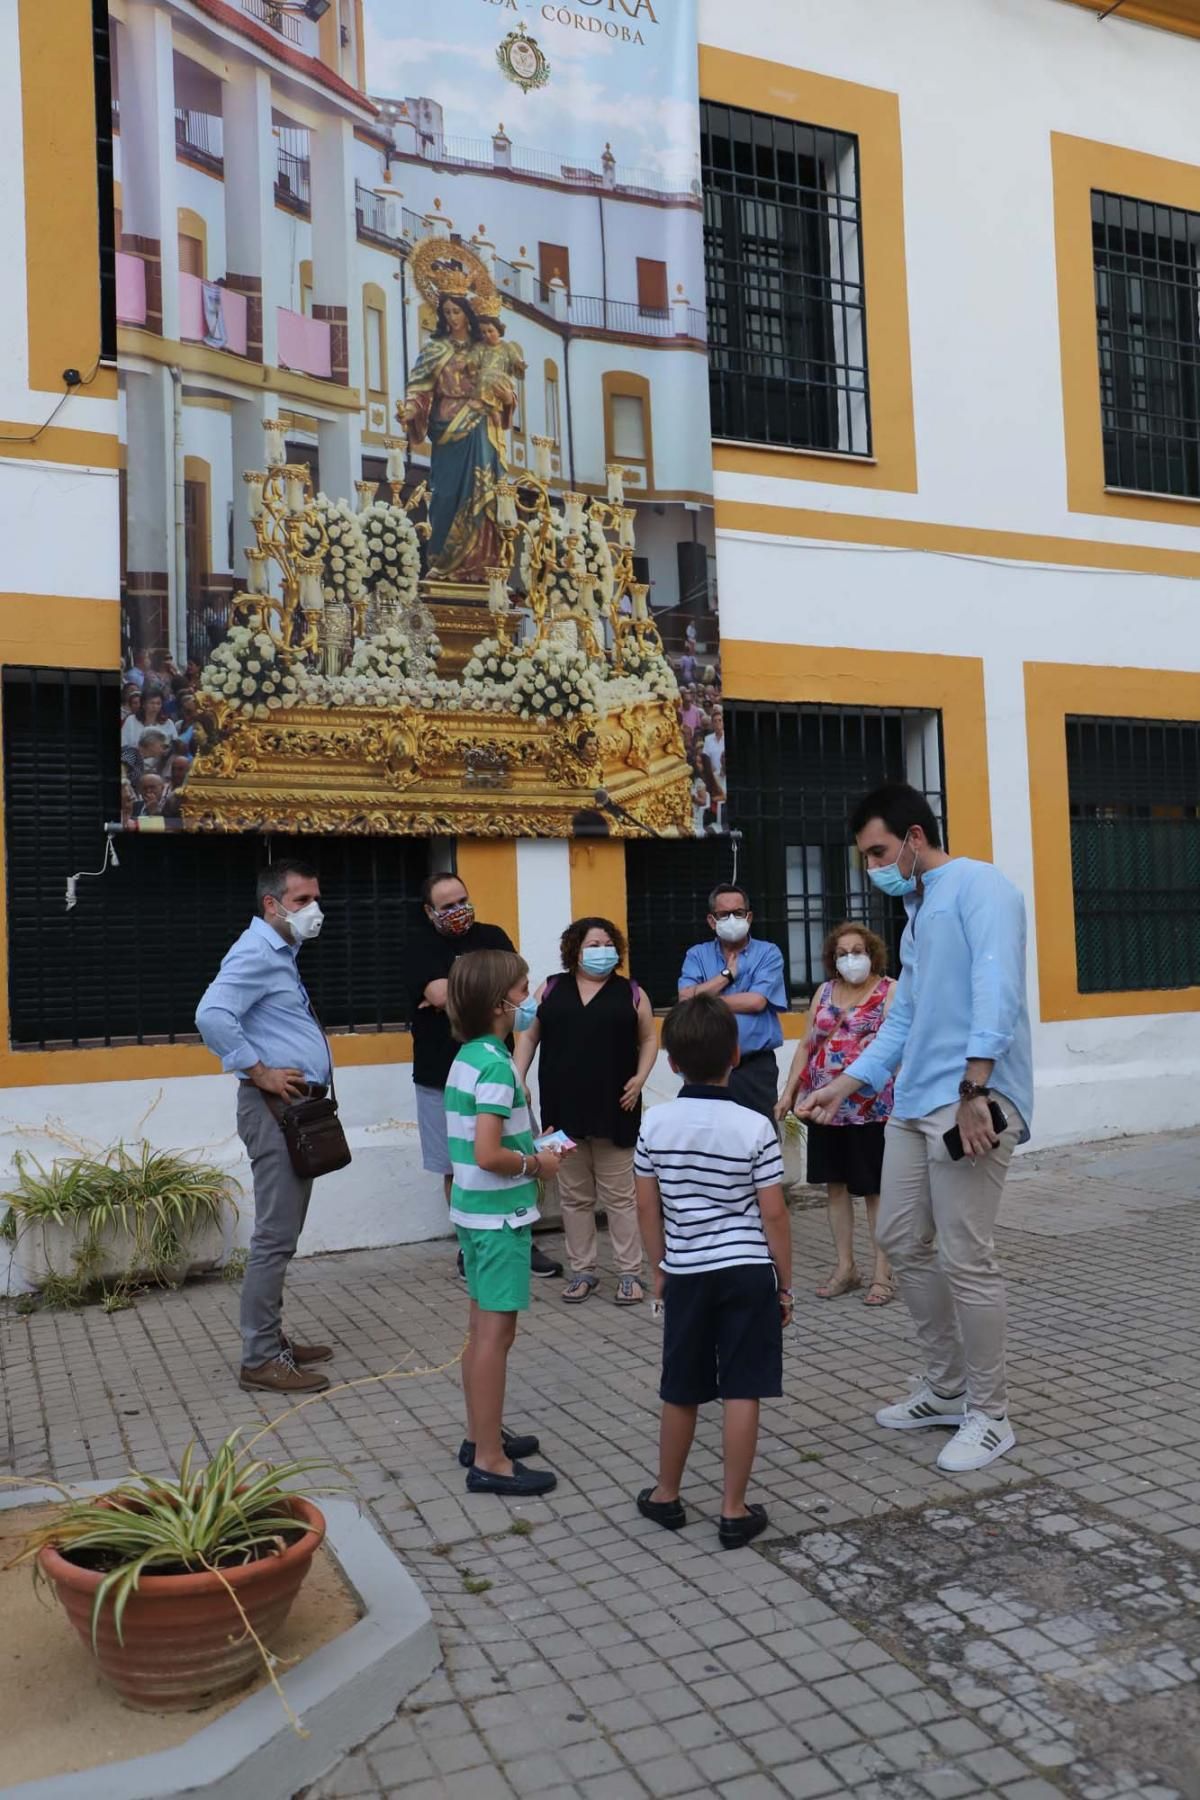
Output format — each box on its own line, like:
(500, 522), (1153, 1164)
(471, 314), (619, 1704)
(276, 1001), (352, 1180)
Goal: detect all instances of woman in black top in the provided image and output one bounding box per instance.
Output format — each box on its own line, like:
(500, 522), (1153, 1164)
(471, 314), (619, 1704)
(514, 917), (657, 1305)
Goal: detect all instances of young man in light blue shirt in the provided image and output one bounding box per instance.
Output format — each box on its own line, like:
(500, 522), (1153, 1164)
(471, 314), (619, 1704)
(679, 885), (787, 1118)
(798, 785), (1033, 1474)
(196, 860), (335, 1397)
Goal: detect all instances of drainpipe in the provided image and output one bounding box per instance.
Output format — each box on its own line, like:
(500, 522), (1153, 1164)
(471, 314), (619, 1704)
(170, 366), (187, 660)
(563, 332), (576, 489)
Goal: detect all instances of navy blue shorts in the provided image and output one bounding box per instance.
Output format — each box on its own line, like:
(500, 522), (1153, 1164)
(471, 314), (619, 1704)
(659, 1263), (783, 1405)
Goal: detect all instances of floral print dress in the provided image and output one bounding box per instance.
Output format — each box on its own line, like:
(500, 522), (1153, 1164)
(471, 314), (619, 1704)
(799, 978), (896, 1127)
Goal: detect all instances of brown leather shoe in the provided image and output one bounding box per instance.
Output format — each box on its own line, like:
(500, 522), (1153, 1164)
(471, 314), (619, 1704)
(239, 1354), (331, 1395)
(281, 1332), (333, 1365)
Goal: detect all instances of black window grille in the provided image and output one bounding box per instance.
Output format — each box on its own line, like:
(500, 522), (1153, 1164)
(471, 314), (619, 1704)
(3, 669), (430, 1050)
(700, 102), (869, 455)
(1067, 714), (1200, 993)
(92, 0), (117, 362)
(626, 702), (945, 1008)
(1092, 189), (1200, 500)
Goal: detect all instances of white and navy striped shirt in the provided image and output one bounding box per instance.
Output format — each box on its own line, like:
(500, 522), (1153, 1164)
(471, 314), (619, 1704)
(634, 1086), (786, 1275)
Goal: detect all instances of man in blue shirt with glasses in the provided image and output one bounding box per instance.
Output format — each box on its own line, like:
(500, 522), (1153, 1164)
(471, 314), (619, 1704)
(679, 884), (787, 1118)
(798, 784), (1032, 1476)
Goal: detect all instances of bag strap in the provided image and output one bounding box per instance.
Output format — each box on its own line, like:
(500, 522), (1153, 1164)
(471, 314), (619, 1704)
(303, 991), (338, 1108)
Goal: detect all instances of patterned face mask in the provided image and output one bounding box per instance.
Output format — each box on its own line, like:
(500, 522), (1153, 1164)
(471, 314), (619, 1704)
(431, 901), (475, 937)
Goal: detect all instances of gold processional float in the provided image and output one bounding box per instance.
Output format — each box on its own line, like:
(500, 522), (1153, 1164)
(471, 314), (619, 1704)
(182, 239), (691, 836)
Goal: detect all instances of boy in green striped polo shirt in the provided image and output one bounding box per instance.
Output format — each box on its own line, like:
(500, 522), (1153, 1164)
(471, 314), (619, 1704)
(446, 948), (567, 1497)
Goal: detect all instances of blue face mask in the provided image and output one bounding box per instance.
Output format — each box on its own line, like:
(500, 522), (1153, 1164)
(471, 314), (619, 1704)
(508, 996), (538, 1032)
(580, 946), (619, 977)
(866, 832), (918, 898)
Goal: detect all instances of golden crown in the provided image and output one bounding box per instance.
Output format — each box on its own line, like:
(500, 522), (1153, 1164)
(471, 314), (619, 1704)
(474, 292), (503, 318)
(435, 268), (472, 297)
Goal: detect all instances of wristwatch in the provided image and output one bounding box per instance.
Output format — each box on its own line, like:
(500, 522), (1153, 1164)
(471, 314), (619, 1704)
(720, 966), (736, 983)
(959, 1080), (991, 1101)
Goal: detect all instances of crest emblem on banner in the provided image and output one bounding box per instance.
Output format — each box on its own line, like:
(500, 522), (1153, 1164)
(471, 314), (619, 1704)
(497, 28), (551, 94)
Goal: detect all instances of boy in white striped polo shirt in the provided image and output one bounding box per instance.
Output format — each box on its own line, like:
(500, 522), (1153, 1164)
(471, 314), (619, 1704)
(445, 948), (567, 1497)
(635, 994), (793, 1548)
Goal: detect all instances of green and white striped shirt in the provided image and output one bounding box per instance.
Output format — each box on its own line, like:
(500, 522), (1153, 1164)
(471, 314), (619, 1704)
(445, 1034), (539, 1229)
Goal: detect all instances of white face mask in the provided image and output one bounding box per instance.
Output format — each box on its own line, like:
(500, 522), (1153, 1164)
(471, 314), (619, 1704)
(713, 915), (750, 945)
(276, 899), (323, 943)
(836, 952), (871, 985)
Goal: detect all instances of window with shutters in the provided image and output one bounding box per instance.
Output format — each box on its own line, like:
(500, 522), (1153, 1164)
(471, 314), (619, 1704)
(636, 258), (669, 317)
(93, 0), (117, 361)
(1092, 190), (1200, 500)
(178, 233), (205, 278)
(701, 101), (869, 454)
(626, 701), (945, 1008)
(3, 669), (431, 1049)
(1067, 714), (1200, 993)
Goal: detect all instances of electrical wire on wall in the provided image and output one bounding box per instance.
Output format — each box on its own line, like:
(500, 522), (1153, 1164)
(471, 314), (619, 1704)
(0, 357), (104, 445)
(65, 833), (120, 912)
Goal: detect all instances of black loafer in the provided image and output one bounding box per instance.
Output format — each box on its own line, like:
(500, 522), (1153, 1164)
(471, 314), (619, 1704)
(718, 1503), (768, 1550)
(637, 1487), (687, 1530)
(465, 1460), (557, 1496)
(458, 1427), (540, 1468)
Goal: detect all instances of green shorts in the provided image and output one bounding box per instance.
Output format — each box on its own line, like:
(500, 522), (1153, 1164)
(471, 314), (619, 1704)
(456, 1222), (532, 1313)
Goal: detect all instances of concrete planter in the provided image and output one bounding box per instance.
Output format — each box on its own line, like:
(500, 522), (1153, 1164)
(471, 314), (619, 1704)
(8, 1213), (230, 1293)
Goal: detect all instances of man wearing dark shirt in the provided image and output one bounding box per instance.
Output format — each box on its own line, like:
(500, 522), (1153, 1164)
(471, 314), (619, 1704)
(406, 871), (562, 1280)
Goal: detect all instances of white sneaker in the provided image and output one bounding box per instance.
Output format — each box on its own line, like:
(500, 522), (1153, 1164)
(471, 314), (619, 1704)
(936, 1409), (1016, 1473)
(875, 1381), (967, 1431)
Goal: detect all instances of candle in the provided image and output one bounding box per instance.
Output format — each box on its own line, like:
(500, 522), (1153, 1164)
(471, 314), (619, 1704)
(531, 435), (552, 482)
(618, 507), (635, 549)
(631, 583), (649, 622)
(246, 549), (268, 596)
(606, 464), (625, 505)
(244, 472), (266, 521)
(495, 480), (517, 529)
(563, 491), (585, 536)
(264, 421), (286, 469)
(386, 444), (406, 483)
(300, 569), (324, 610)
(285, 473), (306, 517)
(577, 574), (599, 616)
(356, 479), (378, 514)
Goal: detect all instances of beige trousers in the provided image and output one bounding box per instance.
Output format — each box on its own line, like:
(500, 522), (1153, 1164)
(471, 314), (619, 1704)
(876, 1097), (1023, 1419)
(556, 1138), (643, 1276)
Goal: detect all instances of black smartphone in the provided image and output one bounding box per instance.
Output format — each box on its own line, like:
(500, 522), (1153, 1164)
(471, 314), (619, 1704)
(943, 1100), (1009, 1162)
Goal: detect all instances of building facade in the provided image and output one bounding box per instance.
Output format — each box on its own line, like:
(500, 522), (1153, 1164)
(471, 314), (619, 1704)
(0, 0), (1197, 1277)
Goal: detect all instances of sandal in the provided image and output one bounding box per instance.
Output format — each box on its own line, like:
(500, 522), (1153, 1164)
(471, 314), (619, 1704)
(562, 1274), (599, 1303)
(614, 1275), (645, 1305)
(816, 1266), (862, 1299)
(863, 1279), (896, 1307)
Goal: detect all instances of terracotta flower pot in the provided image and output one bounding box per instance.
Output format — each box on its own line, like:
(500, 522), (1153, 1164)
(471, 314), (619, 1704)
(38, 1497), (324, 1711)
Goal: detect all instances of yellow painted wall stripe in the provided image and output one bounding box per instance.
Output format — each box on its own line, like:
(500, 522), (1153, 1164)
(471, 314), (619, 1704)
(0, 424), (121, 469)
(455, 840), (520, 948)
(716, 499), (1200, 580)
(569, 840), (628, 946)
(0, 595), (120, 665)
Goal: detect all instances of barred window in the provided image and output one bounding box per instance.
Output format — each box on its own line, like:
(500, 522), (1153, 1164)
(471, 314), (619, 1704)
(701, 102), (869, 454)
(93, 0), (117, 361)
(626, 702), (944, 1008)
(1067, 715), (1200, 994)
(1093, 190), (1200, 500)
(3, 669), (429, 1049)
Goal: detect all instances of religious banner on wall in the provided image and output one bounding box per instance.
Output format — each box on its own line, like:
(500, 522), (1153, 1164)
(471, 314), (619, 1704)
(116, 0), (722, 837)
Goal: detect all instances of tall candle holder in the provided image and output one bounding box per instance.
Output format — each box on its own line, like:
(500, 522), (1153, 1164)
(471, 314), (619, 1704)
(233, 422), (330, 661)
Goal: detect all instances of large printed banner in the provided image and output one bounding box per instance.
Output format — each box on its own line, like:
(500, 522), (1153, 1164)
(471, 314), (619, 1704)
(117, 0), (722, 837)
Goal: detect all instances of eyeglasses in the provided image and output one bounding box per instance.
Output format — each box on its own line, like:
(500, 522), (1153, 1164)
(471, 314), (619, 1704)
(712, 907), (748, 919)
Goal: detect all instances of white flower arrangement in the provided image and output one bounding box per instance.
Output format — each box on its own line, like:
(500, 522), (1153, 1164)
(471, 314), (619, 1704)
(508, 640), (601, 721)
(360, 500), (421, 605)
(200, 625), (300, 716)
(301, 494), (369, 607)
(519, 511), (609, 609)
(610, 640), (680, 705)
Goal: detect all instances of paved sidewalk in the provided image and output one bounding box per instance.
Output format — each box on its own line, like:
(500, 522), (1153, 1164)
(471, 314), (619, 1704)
(2, 1131), (1198, 1799)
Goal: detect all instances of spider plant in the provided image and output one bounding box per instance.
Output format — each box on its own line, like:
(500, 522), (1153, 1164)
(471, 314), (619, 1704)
(1, 1142), (238, 1307)
(9, 1429), (333, 1649)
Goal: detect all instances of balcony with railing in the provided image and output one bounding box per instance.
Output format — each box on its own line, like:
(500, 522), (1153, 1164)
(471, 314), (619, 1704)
(241, 0), (303, 45)
(488, 263), (706, 344)
(275, 132), (311, 213)
(179, 273), (249, 356)
(387, 123), (700, 206)
(175, 107), (223, 171)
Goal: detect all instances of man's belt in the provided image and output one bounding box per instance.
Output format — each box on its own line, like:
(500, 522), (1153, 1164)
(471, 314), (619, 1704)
(260, 1081), (328, 1123)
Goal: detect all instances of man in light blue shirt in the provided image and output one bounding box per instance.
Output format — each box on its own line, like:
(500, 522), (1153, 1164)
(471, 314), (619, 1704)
(196, 860), (334, 1397)
(679, 884), (787, 1117)
(799, 784), (1032, 1476)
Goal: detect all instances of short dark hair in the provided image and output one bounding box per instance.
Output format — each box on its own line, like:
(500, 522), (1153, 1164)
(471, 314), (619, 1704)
(662, 994), (739, 1084)
(422, 871), (467, 907)
(256, 859), (318, 913)
(559, 915), (626, 972)
(446, 948), (528, 1043)
(848, 783), (943, 849)
(707, 883), (751, 913)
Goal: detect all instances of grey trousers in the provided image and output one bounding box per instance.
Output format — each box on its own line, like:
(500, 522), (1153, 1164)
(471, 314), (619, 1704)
(236, 1083), (314, 1368)
(728, 1050), (781, 1120)
(875, 1097), (1024, 1419)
